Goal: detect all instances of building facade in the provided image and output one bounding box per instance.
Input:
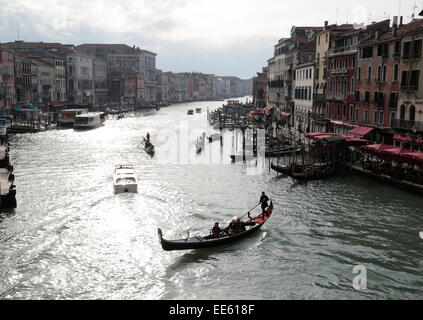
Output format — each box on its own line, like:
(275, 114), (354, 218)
(0, 49), (15, 109)
(66, 52), (94, 106)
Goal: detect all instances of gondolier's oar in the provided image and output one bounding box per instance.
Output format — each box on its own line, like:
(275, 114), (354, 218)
(240, 200), (265, 220)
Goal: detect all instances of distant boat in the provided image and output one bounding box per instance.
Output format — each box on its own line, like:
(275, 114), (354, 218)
(208, 133), (221, 143)
(113, 165), (138, 194)
(187, 110), (194, 115)
(74, 112), (103, 130)
(142, 137), (155, 156)
(196, 108), (202, 113)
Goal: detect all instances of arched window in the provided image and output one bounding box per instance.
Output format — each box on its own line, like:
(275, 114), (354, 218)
(377, 65), (382, 81)
(383, 65), (387, 82)
(351, 77), (356, 93)
(393, 64), (399, 82)
(400, 105), (406, 120)
(410, 105), (416, 122)
(344, 78), (348, 94)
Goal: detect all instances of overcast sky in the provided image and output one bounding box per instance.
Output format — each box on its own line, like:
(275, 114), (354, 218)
(0, 0), (421, 78)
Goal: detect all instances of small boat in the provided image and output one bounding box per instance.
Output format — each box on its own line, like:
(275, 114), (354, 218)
(142, 138), (155, 156)
(291, 165), (334, 181)
(196, 108), (202, 113)
(113, 165), (138, 193)
(187, 110), (194, 115)
(271, 163), (291, 175)
(117, 114), (124, 120)
(158, 201), (273, 251)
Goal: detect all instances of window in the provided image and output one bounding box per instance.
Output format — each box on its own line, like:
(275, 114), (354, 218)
(410, 70), (420, 89)
(352, 57), (356, 68)
(362, 46), (373, 58)
(400, 105), (405, 120)
(403, 41), (411, 59)
(350, 105), (354, 120)
(358, 67), (361, 82)
(367, 67), (372, 82)
(413, 39), (422, 58)
(377, 65), (382, 82)
(365, 91), (370, 103)
(383, 65), (387, 83)
(393, 64), (399, 82)
(410, 105), (416, 121)
(379, 111), (384, 124)
(394, 40), (401, 57)
(389, 92), (398, 108)
(390, 112), (396, 127)
(355, 108), (360, 121)
(351, 77), (355, 93)
(374, 110), (379, 124)
(364, 109), (369, 122)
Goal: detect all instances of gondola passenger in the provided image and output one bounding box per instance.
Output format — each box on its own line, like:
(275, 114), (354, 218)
(212, 222), (222, 237)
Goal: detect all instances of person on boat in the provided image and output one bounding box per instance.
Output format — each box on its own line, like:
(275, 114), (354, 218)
(228, 217), (239, 235)
(146, 133), (151, 142)
(235, 218), (246, 232)
(212, 222), (222, 237)
(260, 192), (270, 219)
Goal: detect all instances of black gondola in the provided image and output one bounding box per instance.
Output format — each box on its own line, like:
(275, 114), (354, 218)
(142, 138), (155, 156)
(158, 201), (273, 251)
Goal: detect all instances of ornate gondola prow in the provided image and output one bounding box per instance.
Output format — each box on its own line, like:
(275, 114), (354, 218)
(158, 228), (164, 245)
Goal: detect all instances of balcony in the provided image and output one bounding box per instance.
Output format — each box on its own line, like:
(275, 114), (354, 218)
(400, 85), (418, 92)
(393, 119), (423, 131)
(328, 45), (357, 57)
(327, 92), (347, 101)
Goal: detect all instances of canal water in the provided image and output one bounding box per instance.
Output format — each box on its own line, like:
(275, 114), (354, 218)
(1, 97), (423, 300)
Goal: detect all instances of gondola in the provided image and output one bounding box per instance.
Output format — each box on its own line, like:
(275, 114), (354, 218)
(291, 166), (334, 181)
(142, 138), (155, 156)
(158, 201), (273, 251)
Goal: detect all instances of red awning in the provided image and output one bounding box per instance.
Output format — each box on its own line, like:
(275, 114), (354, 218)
(281, 112), (290, 117)
(345, 138), (368, 147)
(360, 144), (393, 155)
(400, 152), (423, 166)
(250, 110), (265, 115)
(305, 132), (339, 140)
(393, 134), (413, 143)
(349, 126), (375, 137)
(378, 147), (412, 160)
(264, 106), (274, 112)
(50, 102), (70, 107)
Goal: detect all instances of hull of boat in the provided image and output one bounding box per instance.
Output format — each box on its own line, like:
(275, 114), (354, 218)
(158, 203), (273, 251)
(114, 184), (138, 194)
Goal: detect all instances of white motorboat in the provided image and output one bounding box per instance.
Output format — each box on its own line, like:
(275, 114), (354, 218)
(113, 165), (138, 194)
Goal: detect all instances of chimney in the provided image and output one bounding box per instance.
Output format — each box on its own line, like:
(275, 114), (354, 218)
(392, 16), (398, 36)
(400, 16), (403, 26)
(325, 21), (329, 28)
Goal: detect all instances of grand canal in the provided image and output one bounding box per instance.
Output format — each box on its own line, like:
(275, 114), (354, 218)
(1, 97), (423, 300)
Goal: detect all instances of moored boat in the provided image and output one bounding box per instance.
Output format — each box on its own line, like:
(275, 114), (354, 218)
(59, 109), (88, 127)
(196, 108), (202, 113)
(158, 201), (273, 251)
(187, 110), (194, 115)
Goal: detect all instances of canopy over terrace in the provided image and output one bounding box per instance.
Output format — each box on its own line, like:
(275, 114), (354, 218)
(306, 132), (368, 147)
(349, 126), (374, 137)
(400, 152), (423, 167)
(360, 144), (393, 156)
(393, 134), (423, 145)
(378, 147), (413, 161)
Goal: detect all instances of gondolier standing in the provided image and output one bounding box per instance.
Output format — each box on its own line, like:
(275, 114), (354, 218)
(146, 132), (151, 142)
(260, 192), (270, 219)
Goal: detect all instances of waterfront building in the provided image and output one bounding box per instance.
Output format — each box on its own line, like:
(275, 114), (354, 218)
(252, 67), (268, 108)
(0, 48), (16, 110)
(76, 44), (158, 104)
(325, 27), (368, 135)
(66, 51), (95, 106)
(312, 22), (355, 132)
(14, 55), (32, 106)
(356, 19), (400, 143)
(395, 18), (423, 146)
(29, 58), (55, 106)
(93, 58), (108, 109)
(294, 60), (315, 132)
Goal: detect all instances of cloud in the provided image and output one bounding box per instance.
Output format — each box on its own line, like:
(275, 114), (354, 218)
(0, 0), (418, 77)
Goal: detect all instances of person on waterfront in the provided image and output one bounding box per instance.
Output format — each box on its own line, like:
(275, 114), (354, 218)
(212, 222), (222, 237)
(260, 192), (270, 219)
